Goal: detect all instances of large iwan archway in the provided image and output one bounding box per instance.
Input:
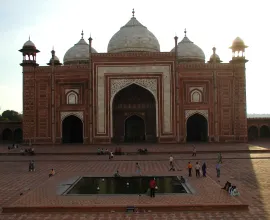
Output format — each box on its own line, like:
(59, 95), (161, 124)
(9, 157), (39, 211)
(62, 115), (83, 143)
(112, 84), (156, 143)
(186, 113), (208, 142)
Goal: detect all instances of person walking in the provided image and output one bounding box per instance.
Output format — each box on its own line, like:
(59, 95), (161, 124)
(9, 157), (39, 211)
(192, 145), (197, 156)
(216, 163), (221, 178)
(188, 162), (192, 177)
(169, 155), (174, 166)
(202, 162), (207, 177)
(195, 162), (200, 177)
(136, 162), (141, 176)
(149, 178), (156, 198)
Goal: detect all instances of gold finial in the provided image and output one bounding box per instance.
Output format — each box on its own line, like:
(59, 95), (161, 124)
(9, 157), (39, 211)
(213, 47), (216, 54)
(132, 8), (135, 17)
(29, 35), (30, 41)
(184, 28), (187, 37)
(81, 30), (84, 39)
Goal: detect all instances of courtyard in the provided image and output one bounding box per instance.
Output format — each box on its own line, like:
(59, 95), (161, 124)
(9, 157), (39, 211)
(0, 142), (270, 219)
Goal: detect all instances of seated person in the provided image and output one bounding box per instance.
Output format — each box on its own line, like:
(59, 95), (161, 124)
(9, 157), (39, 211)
(30, 148), (35, 155)
(222, 181), (231, 191)
(180, 176), (185, 183)
(105, 149), (109, 154)
(101, 148), (104, 155)
(49, 169), (55, 177)
(97, 148), (101, 155)
(231, 186), (240, 196)
(114, 170), (120, 177)
(20, 149), (25, 155)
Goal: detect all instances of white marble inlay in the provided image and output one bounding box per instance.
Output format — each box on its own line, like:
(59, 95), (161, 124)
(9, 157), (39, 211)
(185, 109), (208, 120)
(96, 65), (171, 134)
(60, 111), (83, 121)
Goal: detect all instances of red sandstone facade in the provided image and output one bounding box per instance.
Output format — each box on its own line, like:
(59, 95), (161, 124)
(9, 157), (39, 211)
(17, 13), (253, 145)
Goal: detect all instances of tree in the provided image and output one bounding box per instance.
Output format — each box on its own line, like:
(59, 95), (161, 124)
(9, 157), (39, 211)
(0, 110), (22, 121)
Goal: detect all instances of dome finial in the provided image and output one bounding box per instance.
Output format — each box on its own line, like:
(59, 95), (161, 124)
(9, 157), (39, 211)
(29, 35), (30, 41)
(132, 8), (135, 17)
(184, 28), (187, 37)
(81, 30), (84, 39)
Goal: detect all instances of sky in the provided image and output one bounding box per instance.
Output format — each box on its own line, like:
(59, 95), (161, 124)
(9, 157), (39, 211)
(0, 0), (269, 114)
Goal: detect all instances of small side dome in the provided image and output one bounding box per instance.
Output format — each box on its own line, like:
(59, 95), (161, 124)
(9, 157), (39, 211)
(107, 9), (160, 53)
(230, 37), (248, 51)
(171, 30), (205, 62)
(47, 54), (62, 66)
(63, 31), (97, 65)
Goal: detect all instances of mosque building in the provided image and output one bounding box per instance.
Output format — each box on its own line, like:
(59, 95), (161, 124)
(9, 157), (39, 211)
(18, 10), (249, 145)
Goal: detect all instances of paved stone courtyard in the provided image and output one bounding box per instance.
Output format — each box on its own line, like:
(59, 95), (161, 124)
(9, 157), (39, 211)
(0, 143), (270, 219)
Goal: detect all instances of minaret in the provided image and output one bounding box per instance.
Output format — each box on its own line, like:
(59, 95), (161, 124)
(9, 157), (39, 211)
(229, 37), (248, 63)
(88, 32), (93, 144)
(19, 37), (40, 145)
(19, 36), (40, 66)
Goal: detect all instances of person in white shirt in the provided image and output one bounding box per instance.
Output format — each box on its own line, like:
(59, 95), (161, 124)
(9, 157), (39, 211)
(195, 162), (201, 177)
(169, 155), (174, 166)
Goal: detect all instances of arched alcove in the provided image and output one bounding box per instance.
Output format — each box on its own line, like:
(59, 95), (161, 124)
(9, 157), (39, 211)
(14, 128), (23, 142)
(186, 113), (208, 142)
(248, 126), (258, 140)
(2, 128), (13, 141)
(260, 125), (270, 138)
(62, 115), (83, 143)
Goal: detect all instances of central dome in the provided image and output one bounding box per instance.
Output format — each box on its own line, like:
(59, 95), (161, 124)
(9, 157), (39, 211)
(107, 12), (160, 53)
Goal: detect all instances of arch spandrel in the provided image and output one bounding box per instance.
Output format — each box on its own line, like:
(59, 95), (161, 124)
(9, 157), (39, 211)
(185, 110), (208, 120)
(60, 111), (84, 122)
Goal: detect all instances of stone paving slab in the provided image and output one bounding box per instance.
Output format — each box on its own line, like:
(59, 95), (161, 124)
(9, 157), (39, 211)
(0, 151), (270, 219)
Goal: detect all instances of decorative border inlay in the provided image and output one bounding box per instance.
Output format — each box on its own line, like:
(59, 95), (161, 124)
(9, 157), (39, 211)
(60, 111), (83, 122)
(96, 65), (172, 135)
(189, 87), (203, 92)
(110, 78), (158, 137)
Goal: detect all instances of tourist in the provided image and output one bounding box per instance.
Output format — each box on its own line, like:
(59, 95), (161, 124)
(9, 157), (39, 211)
(195, 162), (200, 177)
(109, 151), (114, 159)
(114, 170), (120, 177)
(169, 162), (175, 171)
(180, 176), (185, 183)
(216, 163), (221, 178)
(136, 162), (141, 175)
(222, 181), (231, 191)
(105, 149), (109, 154)
(101, 148), (104, 155)
(149, 178), (156, 198)
(28, 160), (35, 172)
(217, 152), (223, 163)
(169, 155), (174, 166)
(231, 186), (240, 196)
(97, 148), (101, 155)
(188, 162), (192, 177)
(49, 169), (55, 178)
(192, 145), (197, 156)
(202, 162), (207, 177)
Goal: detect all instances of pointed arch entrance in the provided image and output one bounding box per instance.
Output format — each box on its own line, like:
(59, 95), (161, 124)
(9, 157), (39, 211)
(186, 113), (208, 142)
(125, 115), (146, 142)
(112, 84), (156, 143)
(62, 115), (83, 143)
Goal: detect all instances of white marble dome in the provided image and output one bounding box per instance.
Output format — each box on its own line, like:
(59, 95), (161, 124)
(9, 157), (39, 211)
(171, 34), (205, 62)
(64, 36), (97, 64)
(107, 15), (160, 53)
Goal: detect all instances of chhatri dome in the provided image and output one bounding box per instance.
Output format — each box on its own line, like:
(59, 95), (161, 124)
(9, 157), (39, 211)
(63, 31), (97, 64)
(107, 9), (160, 53)
(171, 29), (205, 62)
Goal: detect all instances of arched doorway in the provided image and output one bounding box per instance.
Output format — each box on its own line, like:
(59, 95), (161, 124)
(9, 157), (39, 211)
(112, 84), (156, 143)
(260, 125), (270, 138)
(125, 115), (145, 142)
(248, 126), (258, 140)
(186, 114), (208, 142)
(62, 115), (83, 143)
(14, 128), (23, 142)
(2, 128), (13, 141)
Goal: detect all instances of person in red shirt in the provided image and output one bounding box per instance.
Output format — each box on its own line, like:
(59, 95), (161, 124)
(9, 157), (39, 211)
(149, 178), (156, 198)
